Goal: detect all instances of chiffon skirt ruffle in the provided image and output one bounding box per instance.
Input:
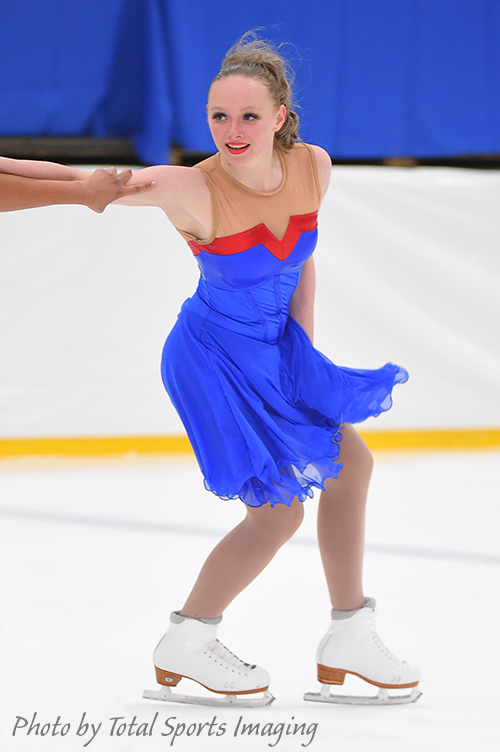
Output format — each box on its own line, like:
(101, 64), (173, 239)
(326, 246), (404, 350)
(161, 298), (408, 508)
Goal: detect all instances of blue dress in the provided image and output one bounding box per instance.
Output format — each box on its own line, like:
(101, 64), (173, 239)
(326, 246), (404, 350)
(160, 149), (407, 508)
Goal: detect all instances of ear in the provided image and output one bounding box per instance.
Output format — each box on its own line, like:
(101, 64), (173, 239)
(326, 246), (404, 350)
(274, 104), (287, 132)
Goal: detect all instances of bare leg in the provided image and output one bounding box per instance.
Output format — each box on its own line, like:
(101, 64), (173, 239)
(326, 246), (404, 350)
(317, 424), (373, 611)
(181, 495), (304, 618)
(181, 423), (370, 618)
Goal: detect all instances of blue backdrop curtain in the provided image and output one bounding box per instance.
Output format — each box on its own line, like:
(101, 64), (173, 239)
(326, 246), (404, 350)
(0, 0), (172, 165)
(0, 0), (499, 164)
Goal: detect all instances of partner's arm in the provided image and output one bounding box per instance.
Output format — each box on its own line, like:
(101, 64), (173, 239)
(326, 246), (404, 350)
(0, 156), (86, 181)
(0, 165), (153, 213)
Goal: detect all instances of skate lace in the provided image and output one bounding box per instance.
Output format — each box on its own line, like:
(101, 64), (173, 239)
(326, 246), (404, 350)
(207, 639), (256, 670)
(369, 624), (408, 668)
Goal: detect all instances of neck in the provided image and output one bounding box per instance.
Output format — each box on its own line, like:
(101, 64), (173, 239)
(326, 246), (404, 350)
(219, 148), (283, 192)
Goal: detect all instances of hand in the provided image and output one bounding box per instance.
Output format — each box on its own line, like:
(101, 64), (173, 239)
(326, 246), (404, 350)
(81, 167), (155, 213)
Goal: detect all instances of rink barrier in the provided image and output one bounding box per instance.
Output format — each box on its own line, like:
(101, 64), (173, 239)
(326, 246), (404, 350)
(0, 428), (499, 457)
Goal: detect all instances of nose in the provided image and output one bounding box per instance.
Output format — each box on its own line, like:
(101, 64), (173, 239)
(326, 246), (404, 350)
(228, 118), (243, 139)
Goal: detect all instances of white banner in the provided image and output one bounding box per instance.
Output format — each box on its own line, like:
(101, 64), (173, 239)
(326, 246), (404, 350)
(1, 166), (499, 437)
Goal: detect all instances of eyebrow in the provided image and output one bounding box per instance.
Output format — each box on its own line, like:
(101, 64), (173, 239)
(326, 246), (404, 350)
(207, 105), (265, 112)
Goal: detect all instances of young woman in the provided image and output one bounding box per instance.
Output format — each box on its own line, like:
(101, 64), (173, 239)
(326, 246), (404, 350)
(3, 36), (420, 706)
(0, 159), (152, 212)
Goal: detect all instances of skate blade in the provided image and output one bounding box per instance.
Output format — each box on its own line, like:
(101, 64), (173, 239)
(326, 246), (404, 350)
(143, 686), (275, 708)
(304, 684), (422, 706)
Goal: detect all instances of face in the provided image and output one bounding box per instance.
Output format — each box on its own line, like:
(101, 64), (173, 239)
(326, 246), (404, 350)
(207, 75), (286, 166)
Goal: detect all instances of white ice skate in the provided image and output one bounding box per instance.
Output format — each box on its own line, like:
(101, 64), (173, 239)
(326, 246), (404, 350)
(304, 598), (421, 706)
(143, 612), (274, 707)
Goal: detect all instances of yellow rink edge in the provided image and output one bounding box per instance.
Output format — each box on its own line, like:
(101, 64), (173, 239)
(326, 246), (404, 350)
(0, 428), (499, 458)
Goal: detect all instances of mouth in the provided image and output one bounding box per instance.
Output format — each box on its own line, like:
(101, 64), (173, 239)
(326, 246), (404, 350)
(225, 143), (250, 156)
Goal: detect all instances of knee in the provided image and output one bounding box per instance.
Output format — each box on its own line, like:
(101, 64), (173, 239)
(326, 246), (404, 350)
(360, 438), (374, 478)
(341, 425), (374, 480)
(246, 497), (304, 545)
(279, 499), (305, 538)
(273, 502), (304, 545)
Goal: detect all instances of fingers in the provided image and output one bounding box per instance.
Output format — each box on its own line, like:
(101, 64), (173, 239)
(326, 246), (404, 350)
(133, 180), (156, 192)
(116, 168), (155, 195)
(116, 168), (131, 183)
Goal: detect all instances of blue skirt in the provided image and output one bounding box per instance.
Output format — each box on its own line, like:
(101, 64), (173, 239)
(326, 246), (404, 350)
(161, 294), (408, 508)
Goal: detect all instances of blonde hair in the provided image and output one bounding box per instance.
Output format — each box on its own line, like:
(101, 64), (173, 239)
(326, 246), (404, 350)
(211, 32), (300, 152)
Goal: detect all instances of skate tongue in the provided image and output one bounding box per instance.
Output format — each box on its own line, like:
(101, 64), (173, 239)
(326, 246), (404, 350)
(209, 640), (256, 670)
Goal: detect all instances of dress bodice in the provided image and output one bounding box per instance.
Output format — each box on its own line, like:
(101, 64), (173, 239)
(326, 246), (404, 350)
(188, 212), (318, 343)
(176, 144), (322, 343)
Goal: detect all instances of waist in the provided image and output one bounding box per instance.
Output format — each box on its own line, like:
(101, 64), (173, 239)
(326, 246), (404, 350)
(184, 282), (290, 344)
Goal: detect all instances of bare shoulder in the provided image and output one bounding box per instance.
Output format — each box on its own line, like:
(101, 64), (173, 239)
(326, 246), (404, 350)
(307, 144), (332, 199)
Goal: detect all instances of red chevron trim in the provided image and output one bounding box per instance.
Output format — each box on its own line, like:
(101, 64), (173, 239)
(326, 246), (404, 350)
(188, 211), (318, 259)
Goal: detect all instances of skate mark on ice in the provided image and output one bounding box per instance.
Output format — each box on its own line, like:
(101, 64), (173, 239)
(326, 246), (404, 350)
(1, 505), (499, 567)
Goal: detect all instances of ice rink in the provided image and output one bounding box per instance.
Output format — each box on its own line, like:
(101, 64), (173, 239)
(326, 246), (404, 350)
(1, 165), (499, 750)
(1, 448), (499, 752)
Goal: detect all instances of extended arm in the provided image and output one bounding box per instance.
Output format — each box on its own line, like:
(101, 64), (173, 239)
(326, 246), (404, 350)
(0, 158), (153, 212)
(0, 156), (85, 181)
(112, 164), (213, 239)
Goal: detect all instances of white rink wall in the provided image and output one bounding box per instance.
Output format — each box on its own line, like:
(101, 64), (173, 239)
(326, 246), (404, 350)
(0, 166), (499, 438)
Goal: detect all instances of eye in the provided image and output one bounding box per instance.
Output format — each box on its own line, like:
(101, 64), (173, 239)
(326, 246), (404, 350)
(243, 113), (258, 121)
(212, 112), (226, 121)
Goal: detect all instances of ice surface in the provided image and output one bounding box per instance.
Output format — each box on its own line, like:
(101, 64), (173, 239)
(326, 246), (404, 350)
(1, 450), (499, 751)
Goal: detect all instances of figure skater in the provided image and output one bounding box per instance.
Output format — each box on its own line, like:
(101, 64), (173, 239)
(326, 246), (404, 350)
(3, 35), (420, 706)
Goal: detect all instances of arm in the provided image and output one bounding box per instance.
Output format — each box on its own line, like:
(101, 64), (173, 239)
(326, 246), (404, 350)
(0, 155), (85, 181)
(112, 164), (212, 239)
(288, 145), (331, 341)
(289, 256), (316, 343)
(0, 165), (154, 213)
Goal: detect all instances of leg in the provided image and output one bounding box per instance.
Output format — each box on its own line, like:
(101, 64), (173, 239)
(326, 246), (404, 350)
(181, 495), (304, 618)
(309, 427), (421, 702)
(317, 424), (373, 611)
(149, 497), (303, 702)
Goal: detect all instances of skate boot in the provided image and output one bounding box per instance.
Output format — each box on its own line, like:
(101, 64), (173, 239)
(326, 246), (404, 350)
(143, 611), (274, 707)
(304, 598), (421, 705)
